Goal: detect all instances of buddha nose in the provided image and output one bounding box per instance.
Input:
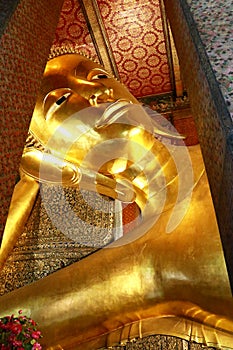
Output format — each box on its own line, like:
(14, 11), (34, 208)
(88, 85), (114, 106)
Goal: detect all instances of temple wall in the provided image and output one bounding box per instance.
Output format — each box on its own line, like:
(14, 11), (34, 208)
(163, 0), (233, 289)
(0, 0), (64, 236)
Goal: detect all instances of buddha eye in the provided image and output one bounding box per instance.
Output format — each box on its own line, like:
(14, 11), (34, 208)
(56, 93), (70, 105)
(91, 73), (109, 80)
(43, 89), (72, 120)
(87, 69), (111, 81)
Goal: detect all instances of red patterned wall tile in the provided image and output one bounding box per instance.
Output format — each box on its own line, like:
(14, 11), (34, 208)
(97, 0), (172, 97)
(52, 0), (172, 98)
(52, 0), (98, 60)
(0, 0), (63, 235)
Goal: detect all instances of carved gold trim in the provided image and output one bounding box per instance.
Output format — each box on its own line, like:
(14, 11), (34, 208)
(159, 0), (176, 96)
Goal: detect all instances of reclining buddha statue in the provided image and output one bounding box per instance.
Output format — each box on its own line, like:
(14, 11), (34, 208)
(0, 51), (233, 349)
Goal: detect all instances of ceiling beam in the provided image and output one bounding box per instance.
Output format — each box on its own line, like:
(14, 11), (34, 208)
(79, 0), (119, 78)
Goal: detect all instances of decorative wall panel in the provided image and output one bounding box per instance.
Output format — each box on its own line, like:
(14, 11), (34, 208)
(96, 0), (172, 97)
(100, 335), (217, 350)
(0, 188), (115, 295)
(0, 0), (63, 237)
(52, 0), (98, 60)
(163, 0), (233, 289)
(52, 0), (173, 98)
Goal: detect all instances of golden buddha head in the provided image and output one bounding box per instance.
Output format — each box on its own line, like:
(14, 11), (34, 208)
(22, 52), (194, 239)
(30, 53), (137, 145)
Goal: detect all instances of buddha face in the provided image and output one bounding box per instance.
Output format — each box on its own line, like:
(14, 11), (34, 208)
(30, 53), (138, 147)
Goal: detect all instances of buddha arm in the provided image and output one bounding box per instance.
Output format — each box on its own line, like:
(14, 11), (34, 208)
(0, 174), (39, 269)
(21, 148), (136, 203)
(0, 172), (232, 349)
